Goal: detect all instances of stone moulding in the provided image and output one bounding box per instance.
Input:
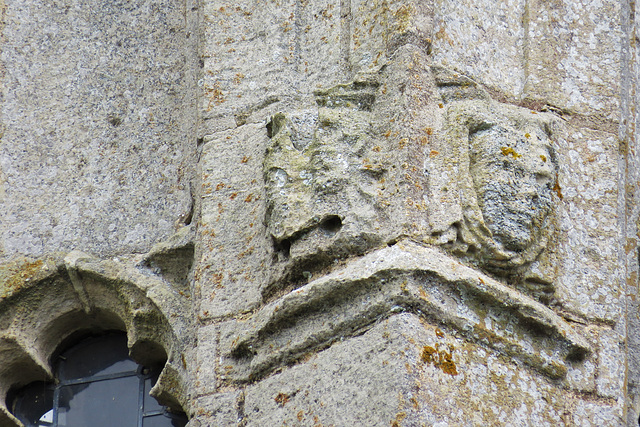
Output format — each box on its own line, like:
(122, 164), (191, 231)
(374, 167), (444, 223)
(222, 240), (591, 383)
(0, 250), (191, 426)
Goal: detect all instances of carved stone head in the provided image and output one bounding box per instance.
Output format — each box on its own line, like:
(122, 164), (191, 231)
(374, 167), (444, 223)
(428, 99), (561, 285)
(468, 124), (556, 254)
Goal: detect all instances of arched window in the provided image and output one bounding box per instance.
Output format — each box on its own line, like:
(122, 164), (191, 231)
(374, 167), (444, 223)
(8, 333), (187, 427)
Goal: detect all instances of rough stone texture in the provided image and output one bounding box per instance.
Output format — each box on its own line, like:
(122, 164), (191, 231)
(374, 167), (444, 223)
(196, 123), (269, 318)
(0, 0), (637, 426)
(525, 0), (622, 122)
(237, 313), (621, 426)
(555, 127), (622, 323)
(0, 0), (197, 260)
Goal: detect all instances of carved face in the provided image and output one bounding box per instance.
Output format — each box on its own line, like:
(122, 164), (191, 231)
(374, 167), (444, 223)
(469, 126), (555, 253)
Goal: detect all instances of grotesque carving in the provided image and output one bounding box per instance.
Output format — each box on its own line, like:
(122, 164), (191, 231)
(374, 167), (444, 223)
(427, 69), (562, 302)
(263, 78), (399, 293)
(464, 114), (558, 269)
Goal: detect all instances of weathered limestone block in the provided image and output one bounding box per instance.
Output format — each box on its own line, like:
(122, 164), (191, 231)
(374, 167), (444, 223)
(0, 0), (196, 260)
(554, 127), (622, 323)
(349, 0), (433, 73)
(430, 0), (526, 99)
(426, 72), (563, 301)
(194, 323), (220, 398)
(200, 0), (348, 135)
(595, 326), (626, 400)
(526, 0), (622, 122)
(241, 314), (421, 427)
(235, 313), (618, 426)
(197, 124), (270, 318)
(219, 241), (591, 384)
(263, 78), (403, 292)
(189, 391), (240, 427)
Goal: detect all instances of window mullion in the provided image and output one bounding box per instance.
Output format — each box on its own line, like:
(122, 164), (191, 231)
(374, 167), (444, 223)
(138, 371), (145, 427)
(52, 384), (60, 427)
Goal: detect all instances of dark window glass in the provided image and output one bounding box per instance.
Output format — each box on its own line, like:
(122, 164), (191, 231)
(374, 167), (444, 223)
(9, 333), (187, 427)
(10, 383), (54, 427)
(57, 377), (140, 427)
(57, 334), (137, 381)
(143, 414), (188, 427)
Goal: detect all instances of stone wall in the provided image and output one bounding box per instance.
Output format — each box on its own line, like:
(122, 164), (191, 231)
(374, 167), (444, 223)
(0, 0), (638, 426)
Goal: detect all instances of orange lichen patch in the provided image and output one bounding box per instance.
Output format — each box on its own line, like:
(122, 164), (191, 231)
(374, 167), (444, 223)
(500, 147), (521, 158)
(274, 392), (290, 406)
(230, 192), (238, 200)
(215, 182), (225, 191)
(297, 410), (304, 421)
(410, 397), (419, 410)
(421, 343), (458, 376)
(241, 155), (250, 163)
(478, 277), (485, 284)
(390, 410), (407, 427)
(524, 133), (531, 139)
(553, 179), (563, 200)
(435, 328), (445, 339)
(540, 154), (547, 162)
(201, 228), (216, 238)
(421, 345), (437, 363)
(384, 130), (392, 138)
(438, 103), (444, 108)
(429, 150), (439, 157)
(1, 259), (45, 298)
(400, 280), (409, 293)
(372, 146), (382, 152)
(399, 138), (408, 149)
(424, 127), (433, 135)
(205, 82), (225, 110)
(244, 193), (255, 202)
(233, 73), (245, 84)
(211, 273), (223, 289)
(435, 26), (454, 46)
(237, 246), (254, 259)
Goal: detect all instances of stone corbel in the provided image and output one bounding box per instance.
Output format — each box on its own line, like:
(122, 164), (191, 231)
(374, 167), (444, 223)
(221, 240), (591, 383)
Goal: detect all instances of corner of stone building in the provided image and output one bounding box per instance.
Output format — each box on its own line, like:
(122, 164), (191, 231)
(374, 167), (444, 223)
(0, 0), (637, 426)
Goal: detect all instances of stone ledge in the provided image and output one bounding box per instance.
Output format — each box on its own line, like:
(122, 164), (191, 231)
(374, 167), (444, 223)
(221, 240), (592, 382)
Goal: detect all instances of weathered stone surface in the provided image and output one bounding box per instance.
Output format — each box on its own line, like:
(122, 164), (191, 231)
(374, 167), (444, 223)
(263, 78), (403, 292)
(0, 0), (197, 260)
(194, 323), (219, 397)
(220, 241), (591, 384)
(189, 391), (240, 427)
(431, 0), (526, 99)
(0, 0), (635, 425)
(526, 0), (622, 122)
(196, 124), (270, 318)
(426, 94), (562, 301)
(238, 313), (619, 426)
(554, 127), (622, 323)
